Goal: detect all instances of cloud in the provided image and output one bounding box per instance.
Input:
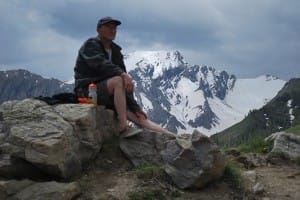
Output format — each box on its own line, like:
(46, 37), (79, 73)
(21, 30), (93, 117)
(0, 1), (81, 80)
(0, 0), (299, 80)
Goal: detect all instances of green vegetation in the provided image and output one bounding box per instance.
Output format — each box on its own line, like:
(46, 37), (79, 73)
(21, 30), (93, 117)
(222, 162), (245, 192)
(134, 163), (165, 180)
(238, 139), (273, 154)
(128, 163), (181, 199)
(294, 157), (300, 166)
(127, 189), (166, 200)
(286, 124), (300, 135)
(211, 78), (300, 148)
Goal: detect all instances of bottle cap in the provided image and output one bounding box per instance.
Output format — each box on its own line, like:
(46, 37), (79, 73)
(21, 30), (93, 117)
(89, 83), (97, 89)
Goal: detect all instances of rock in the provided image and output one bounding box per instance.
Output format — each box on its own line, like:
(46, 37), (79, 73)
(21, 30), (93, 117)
(120, 130), (226, 189)
(253, 182), (264, 194)
(265, 131), (300, 162)
(242, 170), (257, 192)
(225, 148), (241, 157)
(0, 99), (117, 180)
(0, 179), (80, 200)
(0, 154), (50, 180)
(235, 153), (267, 169)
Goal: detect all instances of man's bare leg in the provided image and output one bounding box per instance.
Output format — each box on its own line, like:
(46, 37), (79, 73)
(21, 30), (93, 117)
(127, 111), (175, 135)
(107, 76), (127, 130)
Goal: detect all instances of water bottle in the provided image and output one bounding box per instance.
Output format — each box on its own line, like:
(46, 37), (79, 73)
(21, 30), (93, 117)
(88, 83), (97, 104)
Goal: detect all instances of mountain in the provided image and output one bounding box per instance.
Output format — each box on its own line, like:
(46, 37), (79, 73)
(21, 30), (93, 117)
(0, 69), (73, 103)
(211, 78), (300, 147)
(0, 51), (286, 136)
(125, 50), (285, 135)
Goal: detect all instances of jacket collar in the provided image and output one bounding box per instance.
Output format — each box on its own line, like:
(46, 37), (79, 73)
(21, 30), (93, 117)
(95, 36), (122, 51)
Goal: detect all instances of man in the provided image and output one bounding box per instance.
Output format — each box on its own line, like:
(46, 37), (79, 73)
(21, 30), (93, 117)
(74, 16), (173, 137)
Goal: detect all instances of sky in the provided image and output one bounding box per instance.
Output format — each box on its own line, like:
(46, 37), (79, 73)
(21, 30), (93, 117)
(0, 0), (299, 82)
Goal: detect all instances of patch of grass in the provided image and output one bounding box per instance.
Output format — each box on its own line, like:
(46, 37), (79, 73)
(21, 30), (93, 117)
(131, 164), (181, 199)
(170, 190), (181, 198)
(134, 163), (165, 180)
(222, 162), (245, 192)
(127, 189), (166, 200)
(238, 139), (273, 154)
(294, 157), (300, 166)
(286, 124), (300, 136)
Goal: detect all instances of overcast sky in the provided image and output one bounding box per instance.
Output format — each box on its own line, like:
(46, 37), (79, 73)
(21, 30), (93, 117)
(0, 0), (299, 81)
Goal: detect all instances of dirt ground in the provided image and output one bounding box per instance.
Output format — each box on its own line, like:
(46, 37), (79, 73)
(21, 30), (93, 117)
(255, 165), (300, 200)
(77, 140), (300, 200)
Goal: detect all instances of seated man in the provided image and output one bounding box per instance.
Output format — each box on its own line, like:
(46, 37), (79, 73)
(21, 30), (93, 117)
(74, 16), (174, 137)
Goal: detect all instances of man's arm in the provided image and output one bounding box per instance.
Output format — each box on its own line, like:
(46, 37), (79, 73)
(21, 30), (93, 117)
(120, 73), (135, 93)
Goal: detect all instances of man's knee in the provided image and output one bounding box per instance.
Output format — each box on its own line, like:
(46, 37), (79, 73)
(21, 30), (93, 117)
(109, 76), (123, 86)
(107, 76), (124, 91)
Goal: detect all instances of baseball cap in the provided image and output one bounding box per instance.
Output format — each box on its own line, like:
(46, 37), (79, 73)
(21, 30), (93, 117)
(97, 16), (121, 28)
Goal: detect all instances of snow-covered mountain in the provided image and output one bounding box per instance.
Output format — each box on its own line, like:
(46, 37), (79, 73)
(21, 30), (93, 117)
(124, 50), (286, 136)
(0, 50), (286, 136)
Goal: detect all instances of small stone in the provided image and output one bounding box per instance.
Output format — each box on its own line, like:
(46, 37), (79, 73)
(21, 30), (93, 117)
(107, 188), (115, 192)
(253, 182), (264, 194)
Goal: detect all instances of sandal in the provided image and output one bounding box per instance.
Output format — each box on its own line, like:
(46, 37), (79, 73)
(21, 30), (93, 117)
(119, 125), (143, 138)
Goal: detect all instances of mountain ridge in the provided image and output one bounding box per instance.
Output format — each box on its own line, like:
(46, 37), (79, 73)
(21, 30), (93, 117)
(0, 50), (286, 135)
(211, 77), (300, 147)
(0, 69), (73, 103)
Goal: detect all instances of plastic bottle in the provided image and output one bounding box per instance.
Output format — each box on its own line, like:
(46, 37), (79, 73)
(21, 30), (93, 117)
(88, 83), (97, 104)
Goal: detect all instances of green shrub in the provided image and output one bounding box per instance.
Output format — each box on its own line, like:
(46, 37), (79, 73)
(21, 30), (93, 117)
(134, 163), (165, 180)
(222, 162), (245, 192)
(131, 164), (181, 199)
(294, 157), (300, 166)
(238, 139), (273, 153)
(286, 124), (300, 135)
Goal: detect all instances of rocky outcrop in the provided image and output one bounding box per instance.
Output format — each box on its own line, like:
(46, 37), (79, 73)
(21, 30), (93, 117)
(0, 99), (118, 180)
(0, 98), (227, 198)
(120, 130), (227, 189)
(265, 131), (300, 161)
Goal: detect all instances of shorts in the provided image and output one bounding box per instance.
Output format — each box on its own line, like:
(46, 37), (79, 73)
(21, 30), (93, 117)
(96, 79), (115, 110)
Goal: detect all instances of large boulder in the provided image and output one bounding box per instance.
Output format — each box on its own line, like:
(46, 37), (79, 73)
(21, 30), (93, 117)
(0, 98), (117, 180)
(265, 131), (300, 161)
(120, 130), (226, 189)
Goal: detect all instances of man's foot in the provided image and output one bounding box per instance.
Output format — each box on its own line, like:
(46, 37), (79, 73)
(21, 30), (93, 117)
(120, 126), (143, 138)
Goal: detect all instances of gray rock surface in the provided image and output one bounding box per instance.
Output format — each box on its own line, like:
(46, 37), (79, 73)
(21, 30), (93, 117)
(0, 179), (80, 200)
(0, 99), (117, 180)
(120, 130), (226, 189)
(265, 131), (300, 160)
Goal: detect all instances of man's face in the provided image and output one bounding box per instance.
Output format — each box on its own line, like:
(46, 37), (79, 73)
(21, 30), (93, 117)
(99, 22), (118, 41)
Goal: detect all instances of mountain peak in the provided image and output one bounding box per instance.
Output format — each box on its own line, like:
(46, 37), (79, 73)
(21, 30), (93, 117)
(125, 50), (186, 78)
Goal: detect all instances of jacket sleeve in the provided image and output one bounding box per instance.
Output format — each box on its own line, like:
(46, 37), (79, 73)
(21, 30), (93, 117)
(79, 39), (124, 79)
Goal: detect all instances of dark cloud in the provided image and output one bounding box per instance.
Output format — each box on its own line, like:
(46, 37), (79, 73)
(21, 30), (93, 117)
(0, 0), (299, 80)
(120, 19), (220, 50)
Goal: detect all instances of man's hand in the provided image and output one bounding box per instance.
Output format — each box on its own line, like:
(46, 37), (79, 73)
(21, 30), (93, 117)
(121, 73), (134, 92)
(135, 110), (148, 119)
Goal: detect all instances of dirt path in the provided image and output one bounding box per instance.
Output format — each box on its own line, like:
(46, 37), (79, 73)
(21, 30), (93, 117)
(255, 165), (300, 200)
